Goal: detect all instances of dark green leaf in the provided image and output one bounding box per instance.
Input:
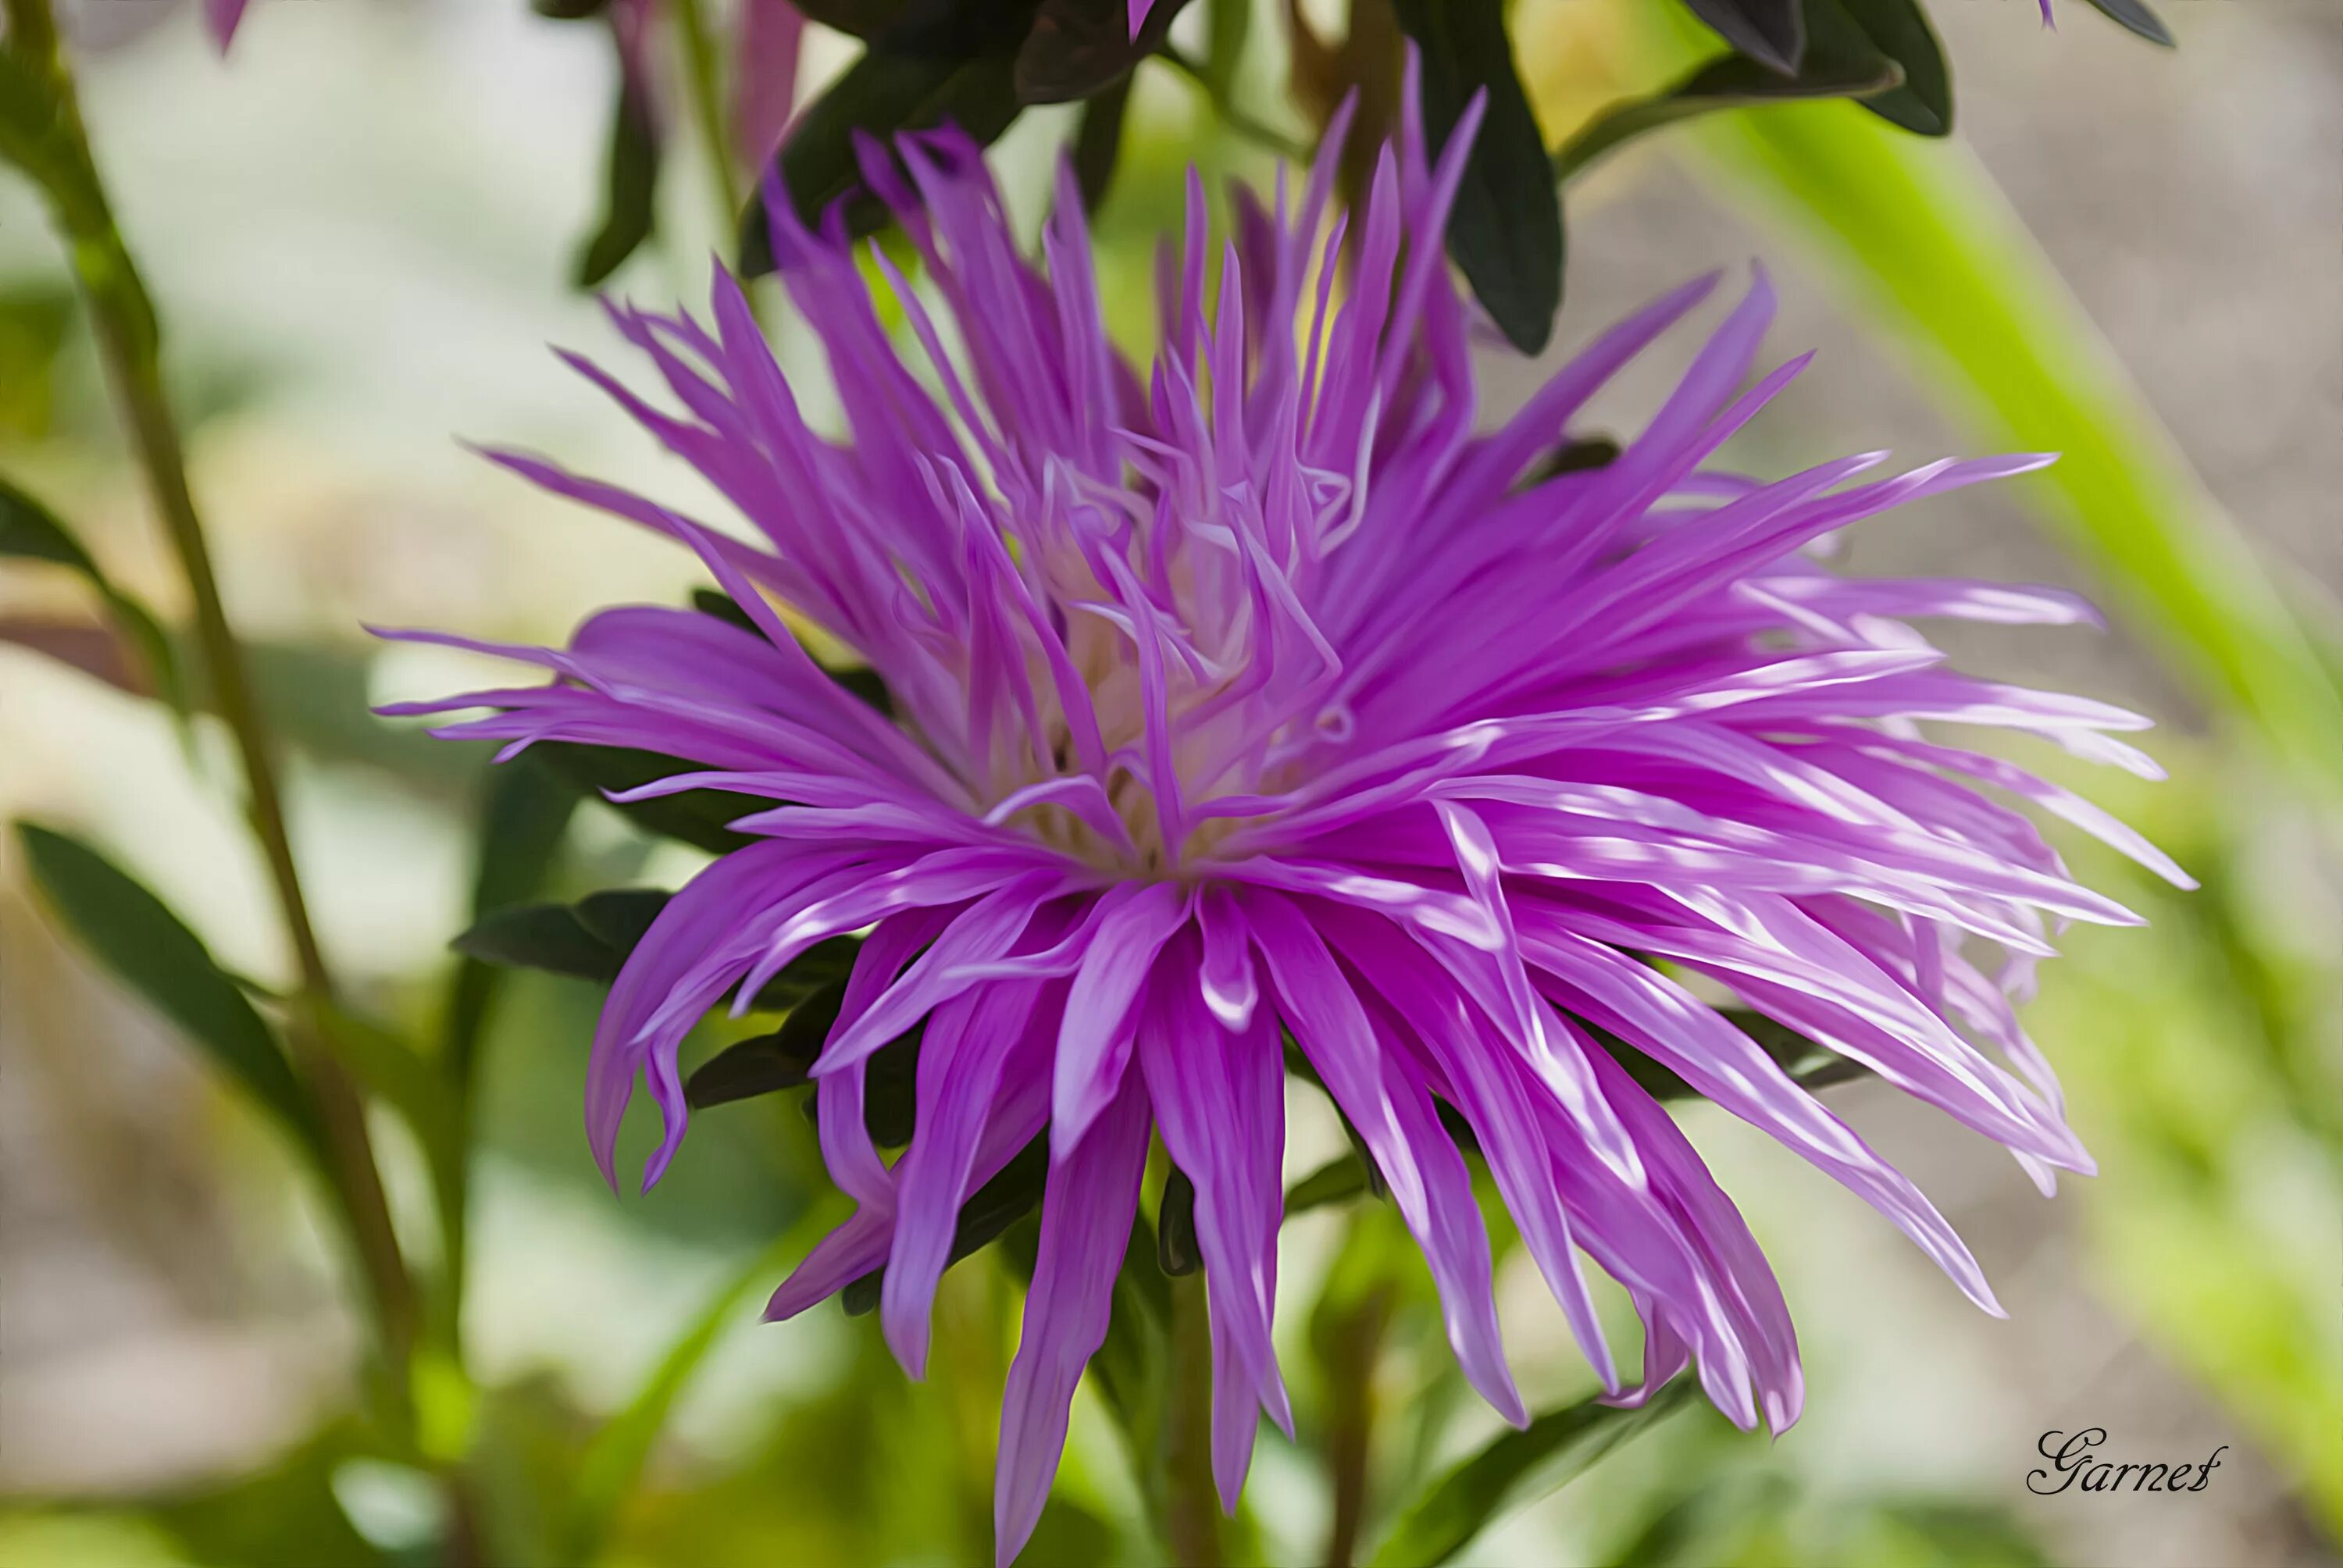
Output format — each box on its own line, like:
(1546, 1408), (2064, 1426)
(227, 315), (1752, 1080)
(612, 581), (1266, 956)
(535, 742), (764, 853)
(688, 586), (761, 635)
(451, 902), (619, 983)
(2081, 0), (2173, 47)
(740, 933), (863, 1012)
(1681, 0), (1805, 73)
(795, 0), (1043, 54)
(1553, 46), (1902, 183)
(1392, 0), (1565, 355)
(1369, 1381), (1695, 1566)
(1530, 436), (1624, 479)
(840, 1130), (1048, 1313)
(1156, 1166), (1199, 1275)
(1016, 0), (1188, 105)
(740, 46), (1025, 276)
(1071, 74), (1132, 215)
(574, 28), (662, 287)
(16, 822), (318, 1150)
(1285, 1153), (1371, 1215)
(686, 980), (843, 1108)
(864, 1026), (923, 1146)
(574, 887), (671, 953)
(1821, 0), (1950, 137)
(532, 0), (608, 17)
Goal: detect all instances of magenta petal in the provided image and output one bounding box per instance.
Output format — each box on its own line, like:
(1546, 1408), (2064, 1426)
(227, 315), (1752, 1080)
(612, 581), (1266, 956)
(993, 1072), (1151, 1566)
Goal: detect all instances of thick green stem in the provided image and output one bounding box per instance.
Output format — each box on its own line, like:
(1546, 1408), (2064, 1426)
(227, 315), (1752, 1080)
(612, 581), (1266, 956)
(1164, 1271), (1225, 1568)
(4, 0), (419, 1419)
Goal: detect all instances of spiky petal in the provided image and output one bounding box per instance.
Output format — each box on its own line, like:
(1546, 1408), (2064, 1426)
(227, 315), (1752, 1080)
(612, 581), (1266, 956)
(391, 67), (2184, 1567)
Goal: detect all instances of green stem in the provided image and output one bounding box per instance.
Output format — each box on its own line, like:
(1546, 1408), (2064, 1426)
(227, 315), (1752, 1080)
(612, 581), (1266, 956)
(4, 0), (423, 1442)
(1318, 1278), (1395, 1568)
(1164, 1271), (1225, 1568)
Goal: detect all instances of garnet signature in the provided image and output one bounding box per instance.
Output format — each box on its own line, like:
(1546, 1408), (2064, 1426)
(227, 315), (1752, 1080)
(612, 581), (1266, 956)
(2030, 1429), (2227, 1495)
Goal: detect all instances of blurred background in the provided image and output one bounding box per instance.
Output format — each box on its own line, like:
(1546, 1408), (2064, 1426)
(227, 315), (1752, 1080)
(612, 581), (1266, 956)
(2, 1), (2338, 1564)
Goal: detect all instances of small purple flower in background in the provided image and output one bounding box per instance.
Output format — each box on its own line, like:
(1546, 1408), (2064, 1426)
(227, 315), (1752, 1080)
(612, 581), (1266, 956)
(390, 65), (2186, 1566)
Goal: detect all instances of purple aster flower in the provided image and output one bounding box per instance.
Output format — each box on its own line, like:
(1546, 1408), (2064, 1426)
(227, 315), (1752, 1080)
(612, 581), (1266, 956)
(387, 64), (2186, 1565)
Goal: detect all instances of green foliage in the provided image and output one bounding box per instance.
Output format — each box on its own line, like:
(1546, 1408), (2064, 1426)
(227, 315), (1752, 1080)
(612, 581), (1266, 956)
(1, 474), (184, 712)
(1369, 1381), (1695, 1566)
(15, 821), (320, 1155)
(576, 24), (662, 287)
(1393, 0), (1564, 355)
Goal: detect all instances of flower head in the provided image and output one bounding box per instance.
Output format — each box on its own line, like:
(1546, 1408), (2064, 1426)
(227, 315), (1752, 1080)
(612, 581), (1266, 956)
(390, 67), (2185, 1565)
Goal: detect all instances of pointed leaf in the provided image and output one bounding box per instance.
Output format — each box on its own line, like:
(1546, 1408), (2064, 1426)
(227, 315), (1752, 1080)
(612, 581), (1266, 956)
(1393, 0), (1565, 355)
(1681, 0), (1804, 73)
(16, 822), (318, 1150)
(574, 27), (662, 287)
(1369, 1382), (1695, 1566)
(1285, 1153), (1371, 1215)
(1818, 0), (1949, 137)
(686, 979), (843, 1108)
(2081, 0), (2174, 47)
(1553, 48), (1901, 183)
(451, 902), (618, 983)
(739, 45), (1025, 276)
(1015, 0), (1187, 105)
(1071, 75), (1132, 214)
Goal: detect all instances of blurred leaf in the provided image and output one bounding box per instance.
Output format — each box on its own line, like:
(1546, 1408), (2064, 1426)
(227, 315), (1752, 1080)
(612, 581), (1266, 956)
(1071, 73), (1132, 213)
(453, 901), (623, 983)
(1681, 0), (1804, 73)
(442, 755), (580, 1079)
(2081, 0), (2174, 48)
(1655, 65), (2343, 804)
(16, 821), (321, 1154)
(1553, 47), (1900, 183)
(1016, 0), (1187, 105)
(149, 1421), (392, 1568)
(740, 46), (1025, 276)
(532, 0), (608, 17)
(573, 887), (670, 953)
(1369, 1381), (1694, 1566)
(567, 1220), (822, 1562)
(244, 638), (478, 798)
(1393, 0), (1564, 355)
(1816, 0), (1949, 137)
(0, 282), (74, 436)
(1204, 0), (1250, 93)
(535, 741), (762, 852)
(1, 473), (184, 712)
(575, 25), (662, 287)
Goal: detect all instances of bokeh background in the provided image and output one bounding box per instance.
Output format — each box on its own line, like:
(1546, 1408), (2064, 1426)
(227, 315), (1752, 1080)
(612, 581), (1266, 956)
(2, 1), (2338, 1565)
